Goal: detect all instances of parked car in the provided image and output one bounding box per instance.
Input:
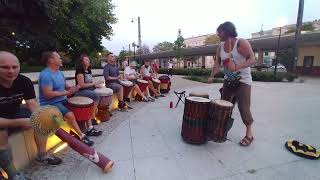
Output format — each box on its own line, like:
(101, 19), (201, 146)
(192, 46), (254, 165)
(270, 64), (287, 72)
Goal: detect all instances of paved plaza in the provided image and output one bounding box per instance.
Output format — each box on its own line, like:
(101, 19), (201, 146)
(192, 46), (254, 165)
(23, 74), (320, 180)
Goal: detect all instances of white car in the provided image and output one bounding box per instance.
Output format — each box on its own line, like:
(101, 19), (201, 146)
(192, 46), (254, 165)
(270, 64), (287, 72)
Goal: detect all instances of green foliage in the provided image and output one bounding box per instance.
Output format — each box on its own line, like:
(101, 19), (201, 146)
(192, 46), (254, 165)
(158, 68), (224, 78)
(0, 0), (117, 65)
(204, 34), (220, 45)
(301, 22), (315, 31)
(251, 71), (297, 82)
(158, 68), (298, 82)
(153, 41), (174, 52)
(184, 76), (224, 83)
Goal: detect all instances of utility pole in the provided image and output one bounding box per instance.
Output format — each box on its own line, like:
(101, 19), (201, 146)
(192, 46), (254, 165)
(293, 0), (304, 72)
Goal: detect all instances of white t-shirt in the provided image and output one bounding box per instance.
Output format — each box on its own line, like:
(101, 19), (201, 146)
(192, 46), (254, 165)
(124, 66), (136, 80)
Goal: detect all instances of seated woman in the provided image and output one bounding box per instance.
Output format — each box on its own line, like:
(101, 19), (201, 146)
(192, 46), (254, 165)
(74, 54), (103, 136)
(124, 61), (154, 102)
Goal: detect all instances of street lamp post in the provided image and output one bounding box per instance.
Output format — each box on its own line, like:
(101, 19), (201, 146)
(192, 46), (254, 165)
(274, 26), (282, 76)
(131, 16), (142, 65)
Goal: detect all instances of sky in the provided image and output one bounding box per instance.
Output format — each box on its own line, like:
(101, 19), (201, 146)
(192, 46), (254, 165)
(102, 0), (320, 54)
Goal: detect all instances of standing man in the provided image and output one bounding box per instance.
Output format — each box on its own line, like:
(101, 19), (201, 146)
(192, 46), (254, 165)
(0, 51), (62, 180)
(167, 60), (173, 76)
(39, 51), (94, 146)
(208, 22), (256, 146)
(103, 52), (130, 111)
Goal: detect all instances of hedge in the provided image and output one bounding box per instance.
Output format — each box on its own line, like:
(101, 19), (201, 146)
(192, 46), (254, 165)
(159, 68), (298, 82)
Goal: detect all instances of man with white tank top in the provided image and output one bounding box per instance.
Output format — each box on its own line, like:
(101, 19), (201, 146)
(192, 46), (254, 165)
(208, 21), (256, 146)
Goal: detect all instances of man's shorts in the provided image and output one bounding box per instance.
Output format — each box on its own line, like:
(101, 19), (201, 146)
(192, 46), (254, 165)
(0, 107), (31, 131)
(50, 99), (71, 117)
(106, 82), (122, 93)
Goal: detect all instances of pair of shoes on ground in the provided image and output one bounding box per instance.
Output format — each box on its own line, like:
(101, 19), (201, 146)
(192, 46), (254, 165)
(70, 131), (94, 146)
(36, 153), (62, 165)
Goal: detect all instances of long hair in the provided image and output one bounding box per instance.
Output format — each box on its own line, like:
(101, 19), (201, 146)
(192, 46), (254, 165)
(217, 21), (238, 38)
(75, 54), (91, 73)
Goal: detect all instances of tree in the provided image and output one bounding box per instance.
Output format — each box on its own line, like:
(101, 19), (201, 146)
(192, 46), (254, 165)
(204, 34), (220, 45)
(153, 41), (174, 52)
(173, 29), (186, 68)
(0, 0), (117, 65)
(285, 22), (315, 34)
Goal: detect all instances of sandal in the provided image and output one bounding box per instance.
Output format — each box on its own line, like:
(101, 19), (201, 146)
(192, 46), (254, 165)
(239, 136), (254, 146)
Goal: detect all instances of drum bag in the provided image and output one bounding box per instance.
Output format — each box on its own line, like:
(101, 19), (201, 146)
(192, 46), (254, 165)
(285, 140), (320, 160)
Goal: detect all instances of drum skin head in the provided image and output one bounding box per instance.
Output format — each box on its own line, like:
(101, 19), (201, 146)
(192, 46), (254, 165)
(137, 79), (148, 84)
(68, 96), (93, 106)
(120, 80), (133, 86)
(186, 96), (210, 103)
(94, 87), (113, 96)
(152, 78), (160, 83)
(213, 99), (233, 107)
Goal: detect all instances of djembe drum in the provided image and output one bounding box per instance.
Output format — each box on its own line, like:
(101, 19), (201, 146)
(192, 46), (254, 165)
(135, 79), (148, 101)
(207, 99), (234, 143)
(94, 87), (113, 122)
(189, 92), (210, 99)
(152, 78), (161, 90)
(30, 106), (114, 173)
(181, 96), (210, 144)
(66, 96), (94, 122)
(120, 80), (133, 101)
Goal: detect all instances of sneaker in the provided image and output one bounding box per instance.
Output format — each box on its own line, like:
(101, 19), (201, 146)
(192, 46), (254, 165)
(86, 128), (102, 136)
(148, 97), (155, 102)
(159, 94), (166, 97)
(125, 103), (133, 109)
(91, 118), (98, 125)
(81, 136), (94, 146)
(36, 153), (62, 165)
(142, 96), (150, 102)
(12, 172), (30, 180)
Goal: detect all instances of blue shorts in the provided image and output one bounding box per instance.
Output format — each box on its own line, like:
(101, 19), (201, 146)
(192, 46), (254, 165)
(51, 99), (70, 117)
(0, 107), (31, 131)
(74, 89), (100, 101)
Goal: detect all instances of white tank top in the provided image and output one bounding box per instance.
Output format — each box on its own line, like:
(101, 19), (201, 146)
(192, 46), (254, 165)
(144, 65), (152, 76)
(220, 39), (252, 85)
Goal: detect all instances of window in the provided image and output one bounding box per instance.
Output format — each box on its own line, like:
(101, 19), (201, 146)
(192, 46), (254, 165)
(264, 52), (269, 56)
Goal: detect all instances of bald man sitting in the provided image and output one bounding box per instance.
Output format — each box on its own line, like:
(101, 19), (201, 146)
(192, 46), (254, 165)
(0, 51), (62, 180)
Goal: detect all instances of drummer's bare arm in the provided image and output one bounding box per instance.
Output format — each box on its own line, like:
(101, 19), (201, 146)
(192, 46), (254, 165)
(76, 74), (96, 89)
(234, 39), (256, 71)
(25, 98), (39, 113)
(140, 65), (147, 77)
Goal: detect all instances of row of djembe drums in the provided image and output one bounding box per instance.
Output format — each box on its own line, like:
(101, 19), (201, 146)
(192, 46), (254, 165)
(181, 94), (235, 144)
(66, 78), (169, 124)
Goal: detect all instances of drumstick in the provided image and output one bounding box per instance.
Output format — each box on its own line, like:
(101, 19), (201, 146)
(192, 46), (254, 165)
(30, 106), (114, 173)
